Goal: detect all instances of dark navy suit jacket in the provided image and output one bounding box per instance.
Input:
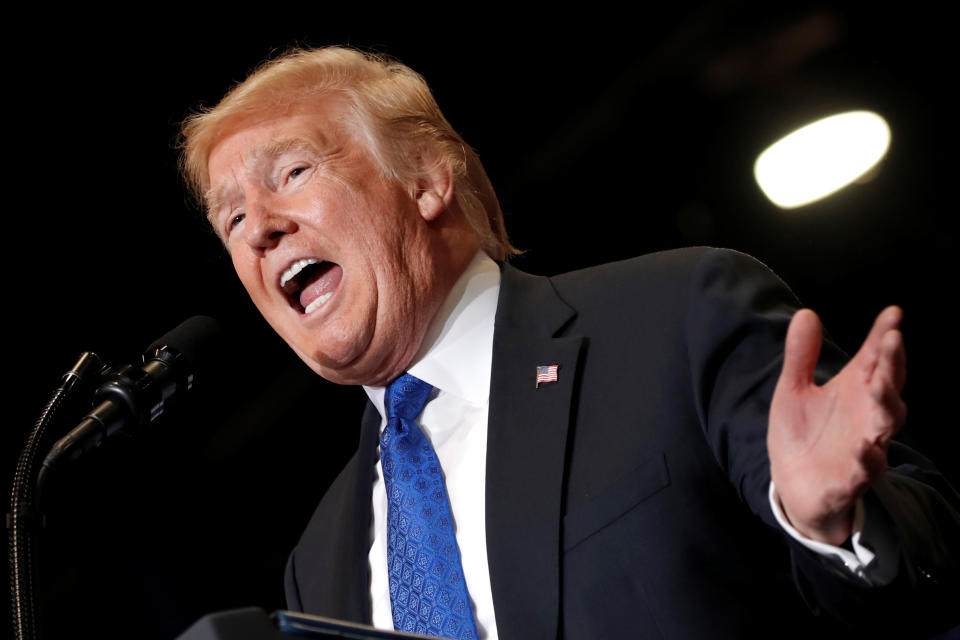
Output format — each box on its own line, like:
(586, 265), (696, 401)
(284, 248), (960, 639)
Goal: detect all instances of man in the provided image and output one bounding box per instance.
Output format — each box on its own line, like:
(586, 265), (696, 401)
(180, 47), (959, 638)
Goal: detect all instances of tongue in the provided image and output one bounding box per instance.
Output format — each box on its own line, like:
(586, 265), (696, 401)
(299, 263), (343, 310)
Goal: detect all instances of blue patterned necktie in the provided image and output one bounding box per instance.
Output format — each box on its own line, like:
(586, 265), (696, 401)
(380, 373), (480, 640)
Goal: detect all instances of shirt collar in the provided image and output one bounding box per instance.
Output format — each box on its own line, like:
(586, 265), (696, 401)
(363, 250), (500, 415)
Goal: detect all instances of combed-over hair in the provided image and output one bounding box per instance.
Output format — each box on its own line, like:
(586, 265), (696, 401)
(179, 46), (517, 260)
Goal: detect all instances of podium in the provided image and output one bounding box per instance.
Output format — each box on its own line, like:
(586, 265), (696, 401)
(178, 608), (287, 640)
(177, 608), (433, 639)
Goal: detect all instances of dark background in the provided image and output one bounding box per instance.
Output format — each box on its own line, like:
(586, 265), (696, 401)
(5, 5), (957, 639)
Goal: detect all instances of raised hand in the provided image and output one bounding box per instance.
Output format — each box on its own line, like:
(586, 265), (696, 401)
(768, 306), (907, 545)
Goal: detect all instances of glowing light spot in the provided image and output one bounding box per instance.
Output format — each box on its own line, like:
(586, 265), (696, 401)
(754, 111), (891, 209)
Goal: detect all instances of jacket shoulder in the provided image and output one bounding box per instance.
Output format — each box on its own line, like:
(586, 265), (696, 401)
(551, 247), (781, 287)
(545, 247), (795, 327)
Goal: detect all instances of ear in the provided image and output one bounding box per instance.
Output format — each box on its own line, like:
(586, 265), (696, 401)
(414, 153), (456, 222)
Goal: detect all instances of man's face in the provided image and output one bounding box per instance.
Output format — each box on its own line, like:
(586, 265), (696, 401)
(206, 97), (447, 386)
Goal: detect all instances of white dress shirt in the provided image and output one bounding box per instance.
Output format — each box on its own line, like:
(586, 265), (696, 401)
(362, 250), (887, 637)
(364, 251), (501, 638)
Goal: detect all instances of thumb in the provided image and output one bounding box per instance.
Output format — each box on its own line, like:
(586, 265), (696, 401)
(780, 309), (823, 392)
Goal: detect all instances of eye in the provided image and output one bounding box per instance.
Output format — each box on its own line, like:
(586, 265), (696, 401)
(226, 210), (245, 234)
(287, 166), (309, 182)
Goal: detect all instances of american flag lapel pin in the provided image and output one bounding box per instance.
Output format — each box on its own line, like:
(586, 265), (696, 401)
(536, 364), (559, 388)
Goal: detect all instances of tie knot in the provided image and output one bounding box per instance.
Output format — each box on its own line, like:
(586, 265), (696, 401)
(385, 373), (433, 422)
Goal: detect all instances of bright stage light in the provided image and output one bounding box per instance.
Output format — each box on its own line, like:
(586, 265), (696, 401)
(754, 111), (891, 209)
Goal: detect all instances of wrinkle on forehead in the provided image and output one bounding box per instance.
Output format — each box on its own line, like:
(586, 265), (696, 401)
(204, 135), (328, 219)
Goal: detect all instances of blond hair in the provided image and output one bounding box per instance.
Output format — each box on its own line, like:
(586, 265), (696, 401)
(179, 46), (517, 260)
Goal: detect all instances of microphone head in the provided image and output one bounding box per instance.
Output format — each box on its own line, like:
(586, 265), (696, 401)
(144, 315), (223, 371)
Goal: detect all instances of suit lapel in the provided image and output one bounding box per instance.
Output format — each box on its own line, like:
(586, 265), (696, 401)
(297, 401), (379, 624)
(486, 264), (583, 640)
(342, 403), (380, 623)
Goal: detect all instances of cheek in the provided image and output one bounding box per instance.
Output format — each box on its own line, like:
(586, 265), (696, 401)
(231, 252), (269, 304)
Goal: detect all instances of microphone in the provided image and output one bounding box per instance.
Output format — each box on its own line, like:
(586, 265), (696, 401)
(43, 316), (222, 469)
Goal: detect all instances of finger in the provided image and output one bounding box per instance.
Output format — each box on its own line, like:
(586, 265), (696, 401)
(876, 328), (907, 392)
(870, 375), (908, 439)
(780, 309), (822, 391)
(856, 306), (903, 374)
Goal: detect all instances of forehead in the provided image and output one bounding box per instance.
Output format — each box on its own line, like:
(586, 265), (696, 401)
(209, 98), (346, 167)
(205, 98), (352, 199)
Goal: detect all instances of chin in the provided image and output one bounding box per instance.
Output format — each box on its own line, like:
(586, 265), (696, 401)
(314, 339), (415, 387)
(292, 341), (385, 387)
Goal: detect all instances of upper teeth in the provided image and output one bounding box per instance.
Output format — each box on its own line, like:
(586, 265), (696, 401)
(280, 258), (318, 290)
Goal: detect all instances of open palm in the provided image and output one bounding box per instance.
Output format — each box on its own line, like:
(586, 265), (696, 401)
(768, 306), (907, 544)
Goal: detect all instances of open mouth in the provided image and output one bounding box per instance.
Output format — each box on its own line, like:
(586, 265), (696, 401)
(280, 258), (343, 315)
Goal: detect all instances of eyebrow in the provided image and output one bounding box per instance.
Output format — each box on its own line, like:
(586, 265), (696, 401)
(254, 136), (321, 161)
(204, 136), (322, 223)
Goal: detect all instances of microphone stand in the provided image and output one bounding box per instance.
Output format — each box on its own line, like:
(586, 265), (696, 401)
(7, 353), (106, 640)
(8, 316), (221, 640)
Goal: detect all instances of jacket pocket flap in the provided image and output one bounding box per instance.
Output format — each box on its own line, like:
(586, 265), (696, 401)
(564, 453), (670, 551)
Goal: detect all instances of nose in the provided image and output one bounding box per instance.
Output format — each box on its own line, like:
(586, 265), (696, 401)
(243, 193), (298, 254)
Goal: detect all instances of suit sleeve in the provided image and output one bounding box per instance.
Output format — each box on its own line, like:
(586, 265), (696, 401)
(683, 248), (960, 634)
